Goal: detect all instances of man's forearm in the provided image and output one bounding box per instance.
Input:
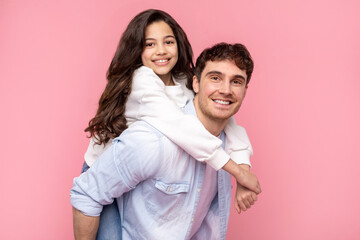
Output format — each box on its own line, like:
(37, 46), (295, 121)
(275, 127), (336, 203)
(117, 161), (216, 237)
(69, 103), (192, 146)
(72, 207), (99, 240)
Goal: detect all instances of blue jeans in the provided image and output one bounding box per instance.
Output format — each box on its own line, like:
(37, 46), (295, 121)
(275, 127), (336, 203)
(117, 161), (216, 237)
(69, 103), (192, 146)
(81, 162), (122, 240)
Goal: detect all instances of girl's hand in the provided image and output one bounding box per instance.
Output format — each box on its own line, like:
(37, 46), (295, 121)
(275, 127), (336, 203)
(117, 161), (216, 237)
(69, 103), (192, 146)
(237, 168), (262, 194)
(222, 160), (262, 194)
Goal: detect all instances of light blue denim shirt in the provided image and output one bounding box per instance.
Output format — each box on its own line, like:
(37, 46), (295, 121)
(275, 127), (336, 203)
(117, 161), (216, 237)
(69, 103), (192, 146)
(70, 101), (232, 240)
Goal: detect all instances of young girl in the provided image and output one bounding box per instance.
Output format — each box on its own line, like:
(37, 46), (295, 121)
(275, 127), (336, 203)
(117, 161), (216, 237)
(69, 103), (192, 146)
(82, 9), (260, 239)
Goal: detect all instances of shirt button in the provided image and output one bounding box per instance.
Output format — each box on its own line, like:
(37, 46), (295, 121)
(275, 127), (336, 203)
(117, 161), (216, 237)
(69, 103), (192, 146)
(191, 218), (194, 222)
(169, 187), (173, 192)
(197, 188), (200, 192)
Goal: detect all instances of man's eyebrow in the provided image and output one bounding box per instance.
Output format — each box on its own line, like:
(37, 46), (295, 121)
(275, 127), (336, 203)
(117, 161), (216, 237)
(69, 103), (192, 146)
(205, 71), (223, 77)
(233, 74), (246, 80)
(205, 71), (246, 80)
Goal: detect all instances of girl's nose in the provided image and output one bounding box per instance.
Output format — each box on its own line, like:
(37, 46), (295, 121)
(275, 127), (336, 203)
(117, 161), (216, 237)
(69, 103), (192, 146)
(156, 44), (166, 55)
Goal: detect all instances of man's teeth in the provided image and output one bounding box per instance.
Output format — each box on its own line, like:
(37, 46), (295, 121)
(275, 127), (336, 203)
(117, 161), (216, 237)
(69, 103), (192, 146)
(214, 100), (230, 105)
(155, 59), (169, 63)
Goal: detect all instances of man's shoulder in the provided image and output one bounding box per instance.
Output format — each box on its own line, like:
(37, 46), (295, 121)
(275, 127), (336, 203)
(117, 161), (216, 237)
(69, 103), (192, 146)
(115, 121), (162, 141)
(114, 121), (175, 148)
(111, 121), (181, 165)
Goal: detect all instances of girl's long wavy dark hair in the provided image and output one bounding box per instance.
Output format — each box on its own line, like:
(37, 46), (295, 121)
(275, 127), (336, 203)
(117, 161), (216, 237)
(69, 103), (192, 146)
(85, 9), (194, 145)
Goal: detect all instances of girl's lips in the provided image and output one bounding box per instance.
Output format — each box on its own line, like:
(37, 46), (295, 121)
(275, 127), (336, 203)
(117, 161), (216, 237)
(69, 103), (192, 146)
(153, 59), (169, 63)
(153, 58), (171, 66)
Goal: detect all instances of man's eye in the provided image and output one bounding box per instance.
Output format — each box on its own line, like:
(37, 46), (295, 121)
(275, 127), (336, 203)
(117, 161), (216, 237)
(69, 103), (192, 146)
(211, 76), (220, 81)
(233, 79), (244, 85)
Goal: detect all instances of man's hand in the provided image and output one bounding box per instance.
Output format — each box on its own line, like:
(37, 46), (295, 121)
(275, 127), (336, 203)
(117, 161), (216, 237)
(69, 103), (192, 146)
(234, 182), (258, 214)
(222, 159), (261, 194)
(73, 207), (99, 240)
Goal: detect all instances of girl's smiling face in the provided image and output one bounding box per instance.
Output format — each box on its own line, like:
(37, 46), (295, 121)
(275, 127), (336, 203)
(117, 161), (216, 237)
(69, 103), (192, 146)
(141, 21), (178, 85)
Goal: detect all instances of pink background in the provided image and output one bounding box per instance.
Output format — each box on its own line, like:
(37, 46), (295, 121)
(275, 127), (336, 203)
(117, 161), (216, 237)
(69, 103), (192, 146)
(1, 0), (359, 239)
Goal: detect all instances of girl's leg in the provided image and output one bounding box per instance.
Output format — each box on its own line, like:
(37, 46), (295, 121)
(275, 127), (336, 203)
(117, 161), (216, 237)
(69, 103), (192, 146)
(81, 161), (122, 240)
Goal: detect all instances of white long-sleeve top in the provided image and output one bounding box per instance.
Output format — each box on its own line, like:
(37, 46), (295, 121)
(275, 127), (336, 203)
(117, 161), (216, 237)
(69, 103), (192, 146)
(84, 66), (253, 170)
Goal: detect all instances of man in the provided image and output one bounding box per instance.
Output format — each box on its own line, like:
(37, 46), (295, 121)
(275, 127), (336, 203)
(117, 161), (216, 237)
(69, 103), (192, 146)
(71, 42), (260, 239)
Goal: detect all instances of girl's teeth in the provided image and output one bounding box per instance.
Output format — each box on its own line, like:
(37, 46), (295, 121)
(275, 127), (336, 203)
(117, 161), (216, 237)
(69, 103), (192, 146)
(156, 59), (168, 63)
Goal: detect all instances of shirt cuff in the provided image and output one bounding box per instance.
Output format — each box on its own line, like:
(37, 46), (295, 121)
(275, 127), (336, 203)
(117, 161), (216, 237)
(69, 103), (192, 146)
(230, 150), (252, 168)
(70, 193), (103, 217)
(206, 148), (231, 171)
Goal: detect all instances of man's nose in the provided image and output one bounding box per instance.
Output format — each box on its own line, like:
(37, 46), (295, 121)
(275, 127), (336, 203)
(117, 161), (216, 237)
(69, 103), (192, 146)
(219, 81), (231, 94)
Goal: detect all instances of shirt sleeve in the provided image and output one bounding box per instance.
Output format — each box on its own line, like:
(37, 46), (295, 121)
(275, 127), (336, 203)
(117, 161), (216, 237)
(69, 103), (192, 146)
(126, 66), (229, 171)
(71, 123), (162, 216)
(84, 137), (112, 167)
(224, 117), (253, 167)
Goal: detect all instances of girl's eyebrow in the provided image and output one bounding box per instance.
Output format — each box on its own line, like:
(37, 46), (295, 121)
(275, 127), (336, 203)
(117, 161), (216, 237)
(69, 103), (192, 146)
(145, 35), (175, 41)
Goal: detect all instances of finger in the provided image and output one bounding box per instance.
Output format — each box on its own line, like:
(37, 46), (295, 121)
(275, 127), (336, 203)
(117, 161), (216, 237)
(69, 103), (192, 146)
(255, 184), (261, 194)
(234, 201), (241, 214)
(239, 200), (247, 212)
(251, 193), (258, 202)
(250, 181), (261, 194)
(244, 199), (251, 209)
(247, 197), (254, 206)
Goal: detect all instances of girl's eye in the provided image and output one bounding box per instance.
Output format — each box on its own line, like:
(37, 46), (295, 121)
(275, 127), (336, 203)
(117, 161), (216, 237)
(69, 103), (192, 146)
(145, 42), (155, 47)
(165, 40), (175, 45)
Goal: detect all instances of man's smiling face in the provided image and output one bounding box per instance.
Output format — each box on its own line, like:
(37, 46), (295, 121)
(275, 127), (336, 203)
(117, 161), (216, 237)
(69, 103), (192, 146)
(193, 60), (248, 124)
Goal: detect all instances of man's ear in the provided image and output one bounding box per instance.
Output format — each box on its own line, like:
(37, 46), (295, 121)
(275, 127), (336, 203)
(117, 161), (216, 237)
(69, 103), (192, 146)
(192, 75), (200, 93)
(244, 84), (249, 98)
